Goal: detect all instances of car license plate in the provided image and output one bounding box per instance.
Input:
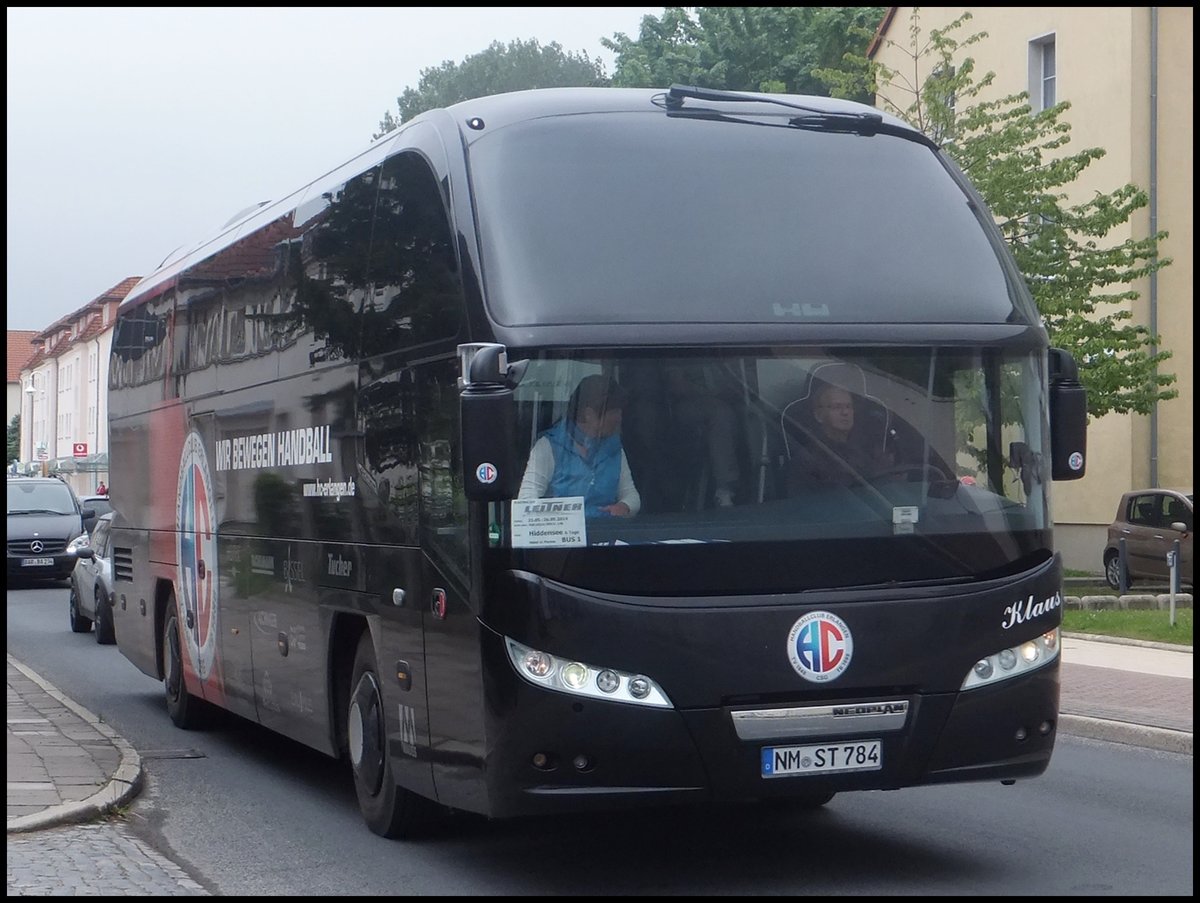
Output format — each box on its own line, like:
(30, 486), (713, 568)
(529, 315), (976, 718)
(21, 557), (55, 567)
(762, 740), (882, 778)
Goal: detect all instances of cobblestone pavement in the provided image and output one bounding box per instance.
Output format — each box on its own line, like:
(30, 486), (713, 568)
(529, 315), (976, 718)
(6, 820), (209, 896)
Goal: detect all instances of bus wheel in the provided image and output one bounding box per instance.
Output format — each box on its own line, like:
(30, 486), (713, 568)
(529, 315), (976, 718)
(348, 632), (436, 839)
(163, 592), (207, 729)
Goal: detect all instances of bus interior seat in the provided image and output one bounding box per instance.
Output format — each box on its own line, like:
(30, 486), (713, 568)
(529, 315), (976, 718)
(780, 362), (892, 462)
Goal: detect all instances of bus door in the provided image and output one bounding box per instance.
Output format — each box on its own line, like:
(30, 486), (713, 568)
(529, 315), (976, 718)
(413, 359), (482, 813)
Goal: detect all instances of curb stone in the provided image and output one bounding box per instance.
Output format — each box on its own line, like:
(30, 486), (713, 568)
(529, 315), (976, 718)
(6, 656), (143, 835)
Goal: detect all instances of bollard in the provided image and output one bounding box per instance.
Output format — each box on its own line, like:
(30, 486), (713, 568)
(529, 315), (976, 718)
(1167, 541), (1180, 627)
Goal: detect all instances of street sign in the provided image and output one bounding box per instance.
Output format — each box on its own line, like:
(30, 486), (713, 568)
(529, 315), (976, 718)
(72, 442), (88, 457)
(37, 449), (49, 461)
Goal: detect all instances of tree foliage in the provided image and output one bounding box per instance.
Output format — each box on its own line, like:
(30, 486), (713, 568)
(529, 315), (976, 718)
(7, 415), (18, 465)
(377, 38), (608, 135)
(816, 9), (1175, 417)
(603, 6), (885, 101)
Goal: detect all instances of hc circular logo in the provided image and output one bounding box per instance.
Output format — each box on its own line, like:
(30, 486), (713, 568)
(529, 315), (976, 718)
(1068, 451), (1084, 471)
(475, 462), (498, 484)
(787, 611), (853, 683)
(176, 430), (219, 682)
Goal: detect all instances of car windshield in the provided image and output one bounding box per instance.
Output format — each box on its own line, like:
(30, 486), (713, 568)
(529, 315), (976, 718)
(487, 348), (1052, 593)
(7, 481), (77, 515)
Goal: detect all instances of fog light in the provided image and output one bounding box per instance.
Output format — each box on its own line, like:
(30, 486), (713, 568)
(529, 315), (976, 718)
(1038, 720), (1053, 735)
(628, 676), (651, 699)
(522, 650), (553, 678)
(532, 752), (548, 769)
(573, 754), (591, 771)
(1014, 726), (1028, 741)
(562, 662), (588, 689)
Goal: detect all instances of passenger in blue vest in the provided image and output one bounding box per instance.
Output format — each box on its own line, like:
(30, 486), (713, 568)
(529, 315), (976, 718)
(517, 374), (642, 517)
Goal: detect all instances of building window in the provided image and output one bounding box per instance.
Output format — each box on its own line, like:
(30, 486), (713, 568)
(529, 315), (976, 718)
(1029, 34), (1056, 112)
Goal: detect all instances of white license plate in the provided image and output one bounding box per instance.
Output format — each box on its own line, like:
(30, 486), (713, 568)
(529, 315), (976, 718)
(21, 557), (55, 567)
(762, 740), (882, 778)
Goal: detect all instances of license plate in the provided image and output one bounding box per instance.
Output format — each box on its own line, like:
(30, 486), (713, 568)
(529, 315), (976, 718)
(21, 557), (55, 567)
(762, 740), (882, 778)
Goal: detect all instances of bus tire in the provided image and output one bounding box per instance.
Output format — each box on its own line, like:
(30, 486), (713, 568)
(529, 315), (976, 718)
(163, 591), (208, 729)
(348, 631), (436, 839)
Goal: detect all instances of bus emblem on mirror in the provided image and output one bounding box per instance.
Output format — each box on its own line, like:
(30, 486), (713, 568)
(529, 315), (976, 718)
(787, 612), (852, 683)
(475, 462), (498, 484)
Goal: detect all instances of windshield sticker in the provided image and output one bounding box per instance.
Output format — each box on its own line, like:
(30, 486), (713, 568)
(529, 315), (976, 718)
(787, 612), (853, 683)
(511, 497), (587, 548)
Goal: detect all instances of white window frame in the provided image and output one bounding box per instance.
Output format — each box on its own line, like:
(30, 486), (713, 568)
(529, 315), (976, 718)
(1028, 33), (1057, 112)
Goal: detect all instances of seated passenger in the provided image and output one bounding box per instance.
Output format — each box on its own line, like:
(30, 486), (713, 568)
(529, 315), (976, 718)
(517, 374), (641, 517)
(786, 382), (892, 491)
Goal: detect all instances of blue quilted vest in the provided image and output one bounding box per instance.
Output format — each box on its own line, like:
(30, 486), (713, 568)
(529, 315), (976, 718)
(542, 420), (624, 517)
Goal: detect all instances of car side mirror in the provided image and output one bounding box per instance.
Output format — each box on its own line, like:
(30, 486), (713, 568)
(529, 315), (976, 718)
(81, 507), (97, 524)
(1170, 521), (1190, 534)
(75, 547), (95, 560)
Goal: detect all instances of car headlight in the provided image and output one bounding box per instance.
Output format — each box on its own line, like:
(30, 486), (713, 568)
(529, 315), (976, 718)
(67, 533), (90, 555)
(961, 628), (1060, 690)
(505, 637), (673, 707)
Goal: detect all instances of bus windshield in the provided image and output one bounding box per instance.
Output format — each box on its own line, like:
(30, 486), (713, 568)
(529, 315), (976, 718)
(494, 348), (1052, 593)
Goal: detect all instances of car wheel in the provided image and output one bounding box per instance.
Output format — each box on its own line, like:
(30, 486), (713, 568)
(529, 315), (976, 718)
(348, 631), (439, 838)
(162, 591), (209, 729)
(1103, 551), (1127, 591)
(69, 583), (93, 633)
(94, 588), (116, 645)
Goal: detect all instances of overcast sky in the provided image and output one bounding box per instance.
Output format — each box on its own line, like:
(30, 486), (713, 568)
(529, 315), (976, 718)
(5, 6), (661, 331)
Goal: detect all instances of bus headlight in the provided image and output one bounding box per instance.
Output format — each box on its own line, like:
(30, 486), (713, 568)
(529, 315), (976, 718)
(505, 638), (673, 708)
(961, 628), (1060, 690)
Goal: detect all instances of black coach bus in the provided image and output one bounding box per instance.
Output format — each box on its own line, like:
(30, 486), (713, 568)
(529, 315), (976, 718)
(108, 86), (1088, 838)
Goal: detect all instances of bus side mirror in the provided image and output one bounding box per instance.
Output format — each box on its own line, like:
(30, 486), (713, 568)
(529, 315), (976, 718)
(1048, 348), (1087, 481)
(459, 343), (527, 501)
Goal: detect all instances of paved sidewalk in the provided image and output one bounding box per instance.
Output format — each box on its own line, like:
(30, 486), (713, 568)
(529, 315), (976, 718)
(6, 629), (1193, 895)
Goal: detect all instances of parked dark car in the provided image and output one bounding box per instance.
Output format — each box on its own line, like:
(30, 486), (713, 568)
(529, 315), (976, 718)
(1103, 488), (1193, 589)
(69, 512), (117, 643)
(79, 495), (115, 519)
(7, 476), (96, 583)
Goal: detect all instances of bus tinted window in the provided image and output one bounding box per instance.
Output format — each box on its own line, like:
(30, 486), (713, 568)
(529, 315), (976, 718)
(470, 113), (1029, 328)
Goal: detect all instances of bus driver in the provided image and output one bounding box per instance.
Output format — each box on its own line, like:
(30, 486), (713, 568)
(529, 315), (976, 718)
(517, 374), (642, 517)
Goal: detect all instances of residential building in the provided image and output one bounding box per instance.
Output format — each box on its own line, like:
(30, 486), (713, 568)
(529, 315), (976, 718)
(7, 330), (38, 439)
(18, 277), (141, 494)
(870, 7), (1193, 573)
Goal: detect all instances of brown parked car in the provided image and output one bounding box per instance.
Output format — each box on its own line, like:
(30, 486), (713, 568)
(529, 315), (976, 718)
(1103, 488), (1193, 589)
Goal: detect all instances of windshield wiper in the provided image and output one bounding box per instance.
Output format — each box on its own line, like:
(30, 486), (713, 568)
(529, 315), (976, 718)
(8, 508), (67, 515)
(660, 84), (937, 149)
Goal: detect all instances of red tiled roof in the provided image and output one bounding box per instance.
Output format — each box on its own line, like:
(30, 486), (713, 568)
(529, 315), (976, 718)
(7, 331), (39, 382)
(34, 277), (141, 341)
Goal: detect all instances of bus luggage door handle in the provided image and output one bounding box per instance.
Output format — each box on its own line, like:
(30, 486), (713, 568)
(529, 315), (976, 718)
(431, 588), (447, 620)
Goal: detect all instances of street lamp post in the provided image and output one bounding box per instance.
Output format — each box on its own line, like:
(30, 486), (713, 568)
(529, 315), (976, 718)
(23, 372), (48, 476)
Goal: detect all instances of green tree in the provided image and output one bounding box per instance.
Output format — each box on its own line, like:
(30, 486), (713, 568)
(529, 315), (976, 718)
(817, 9), (1175, 417)
(7, 414), (18, 466)
(376, 38), (608, 135)
(603, 7), (885, 101)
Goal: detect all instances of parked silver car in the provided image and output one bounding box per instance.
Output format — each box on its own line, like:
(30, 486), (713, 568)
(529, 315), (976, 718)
(68, 512), (117, 644)
(1103, 488), (1193, 590)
